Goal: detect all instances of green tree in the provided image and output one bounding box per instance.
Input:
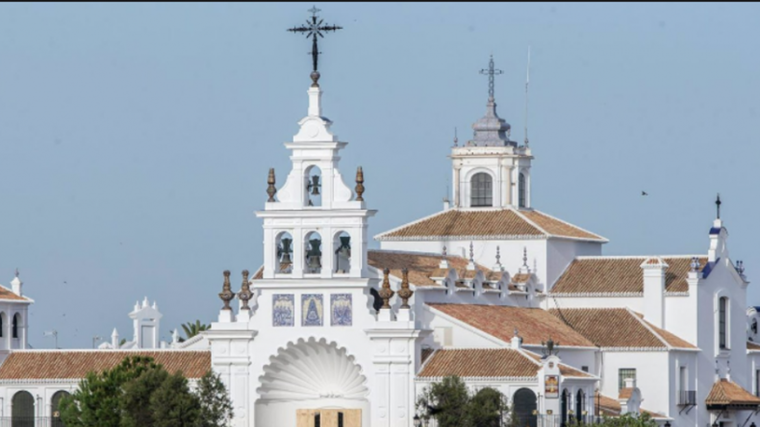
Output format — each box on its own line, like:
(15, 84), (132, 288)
(416, 376), (483, 427)
(466, 387), (509, 427)
(595, 413), (657, 427)
(120, 366), (170, 427)
(179, 320), (210, 342)
(59, 356), (160, 427)
(197, 371), (234, 427)
(150, 372), (201, 427)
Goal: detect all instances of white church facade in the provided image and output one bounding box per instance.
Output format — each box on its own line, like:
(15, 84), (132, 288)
(0, 14), (759, 427)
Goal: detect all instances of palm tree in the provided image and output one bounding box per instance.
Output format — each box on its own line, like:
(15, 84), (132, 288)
(179, 320), (210, 342)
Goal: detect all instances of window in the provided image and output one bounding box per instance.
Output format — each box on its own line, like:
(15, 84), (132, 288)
(581, 366), (589, 373)
(11, 314), (18, 339)
(576, 389), (585, 421)
(719, 297), (728, 349)
(518, 172), (527, 208)
(756, 369), (760, 397)
(470, 173), (493, 207)
(679, 366), (686, 393)
(618, 368), (636, 391)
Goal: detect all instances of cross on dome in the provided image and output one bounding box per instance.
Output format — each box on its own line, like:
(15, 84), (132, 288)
(468, 55), (514, 147)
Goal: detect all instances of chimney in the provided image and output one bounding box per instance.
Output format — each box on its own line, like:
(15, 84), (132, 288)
(641, 257), (668, 328)
(443, 197), (450, 210)
(624, 377), (635, 389)
(111, 328), (119, 348)
(511, 328), (522, 350)
(10, 271), (22, 297)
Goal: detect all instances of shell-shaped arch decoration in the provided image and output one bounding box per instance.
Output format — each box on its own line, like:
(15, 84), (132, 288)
(257, 337), (368, 401)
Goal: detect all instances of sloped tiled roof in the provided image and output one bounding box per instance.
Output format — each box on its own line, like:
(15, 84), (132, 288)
(417, 348), (593, 379)
(706, 379), (760, 407)
(427, 303), (595, 347)
(594, 391), (667, 419)
(375, 208), (605, 242)
(551, 256), (707, 294)
(748, 341), (760, 351)
(0, 351), (211, 380)
(548, 308), (696, 350)
(0, 285), (30, 302)
(368, 250), (493, 287)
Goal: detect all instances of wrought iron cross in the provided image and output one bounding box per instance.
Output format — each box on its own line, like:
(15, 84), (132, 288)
(716, 193), (722, 219)
(288, 6), (342, 80)
(480, 55), (503, 100)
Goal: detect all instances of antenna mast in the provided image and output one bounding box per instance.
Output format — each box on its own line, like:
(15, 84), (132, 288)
(524, 45), (531, 147)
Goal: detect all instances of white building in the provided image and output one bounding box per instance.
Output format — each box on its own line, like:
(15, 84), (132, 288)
(0, 36), (758, 427)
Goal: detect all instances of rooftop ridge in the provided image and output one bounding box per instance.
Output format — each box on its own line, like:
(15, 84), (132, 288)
(574, 255), (706, 260)
(525, 209), (608, 242)
(625, 307), (672, 350)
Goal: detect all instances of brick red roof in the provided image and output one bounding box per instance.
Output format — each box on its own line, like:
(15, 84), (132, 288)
(427, 303), (595, 347)
(0, 285), (30, 302)
(417, 348), (592, 379)
(706, 379), (760, 407)
(594, 391), (666, 419)
(551, 256), (707, 294)
(0, 351), (211, 380)
(748, 341), (760, 351)
(548, 308), (696, 349)
(376, 209), (605, 241)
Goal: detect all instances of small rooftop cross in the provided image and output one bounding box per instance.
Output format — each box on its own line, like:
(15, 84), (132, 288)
(288, 6), (343, 86)
(480, 55), (504, 101)
(715, 193), (722, 219)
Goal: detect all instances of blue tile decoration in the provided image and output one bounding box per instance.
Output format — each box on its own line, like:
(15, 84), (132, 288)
(302, 294), (324, 327)
(272, 294), (294, 327)
(331, 294), (353, 326)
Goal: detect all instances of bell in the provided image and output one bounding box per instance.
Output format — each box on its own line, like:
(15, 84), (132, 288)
(306, 238), (322, 273)
(308, 175), (321, 196)
(307, 254), (322, 272)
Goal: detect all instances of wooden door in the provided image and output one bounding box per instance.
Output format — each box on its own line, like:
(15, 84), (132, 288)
(296, 409), (362, 427)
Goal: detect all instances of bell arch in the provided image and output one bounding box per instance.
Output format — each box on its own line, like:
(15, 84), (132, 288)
(304, 231), (323, 274)
(276, 231), (294, 273)
(333, 230), (352, 274)
(304, 164), (323, 207)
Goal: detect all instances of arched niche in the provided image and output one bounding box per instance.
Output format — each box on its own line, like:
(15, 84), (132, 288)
(276, 231), (294, 274)
(304, 165), (323, 207)
(304, 231), (323, 274)
(333, 231), (351, 274)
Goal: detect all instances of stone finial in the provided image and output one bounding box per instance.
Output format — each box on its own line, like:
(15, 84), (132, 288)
(378, 268), (395, 309)
(397, 268), (413, 309)
(355, 166), (365, 201)
(219, 270), (235, 310)
(238, 270), (252, 310)
(690, 256), (700, 272)
(267, 168), (277, 202)
(522, 247), (528, 268)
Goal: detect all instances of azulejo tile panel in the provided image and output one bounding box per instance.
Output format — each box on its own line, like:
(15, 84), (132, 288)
(272, 294), (294, 327)
(331, 294), (352, 326)
(302, 294), (324, 327)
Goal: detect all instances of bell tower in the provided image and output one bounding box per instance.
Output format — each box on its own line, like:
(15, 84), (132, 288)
(255, 76), (376, 280)
(450, 55), (534, 210)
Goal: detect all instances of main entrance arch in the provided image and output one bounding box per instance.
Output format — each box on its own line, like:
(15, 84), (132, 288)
(255, 338), (368, 427)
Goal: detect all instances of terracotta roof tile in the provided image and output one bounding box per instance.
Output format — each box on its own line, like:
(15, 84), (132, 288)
(551, 257), (707, 294)
(548, 308), (696, 349)
(417, 349), (539, 378)
(520, 210), (604, 241)
(522, 352), (593, 378)
(377, 209), (605, 241)
(428, 303), (594, 347)
(706, 379), (760, 406)
(0, 351), (211, 380)
(368, 250), (493, 287)
(511, 273), (531, 283)
(0, 286), (29, 302)
(594, 391), (665, 419)
(748, 341), (760, 351)
(252, 266), (264, 280)
(619, 388), (633, 400)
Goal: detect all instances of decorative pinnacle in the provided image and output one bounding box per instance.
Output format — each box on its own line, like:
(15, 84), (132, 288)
(398, 268), (413, 309)
(238, 270), (253, 310)
(495, 246), (502, 267)
(469, 242), (474, 262)
(716, 193), (722, 219)
(219, 270), (235, 311)
(480, 54), (504, 101)
(267, 168), (277, 202)
(14, 268), (19, 278)
(442, 245), (447, 259)
(522, 247), (528, 268)
(355, 166), (365, 201)
(690, 256), (700, 272)
(378, 268), (395, 309)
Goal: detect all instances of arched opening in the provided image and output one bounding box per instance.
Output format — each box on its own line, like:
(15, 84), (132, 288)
(51, 391), (70, 427)
(576, 389), (586, 423)
(12, 390), (34, 427)
(470, 172), (493, 207)
(305, 165), (323, 207)
(518, 172), (527, 208)
(304, 231), (323, 274)
(0, 312), (4, 338)
(333, 231), (351, 274)
(255, 338), (369, 427)
(314, 412), (321, 427)
(512, 388), (537, 427)
(12, 313), (20, 339)
(560, 388), (570, 427)
(276, 231), (294, 274)
(719, 296), (729, 349)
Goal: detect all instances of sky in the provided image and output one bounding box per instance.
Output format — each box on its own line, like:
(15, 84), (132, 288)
(0, 2), (758, 349)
